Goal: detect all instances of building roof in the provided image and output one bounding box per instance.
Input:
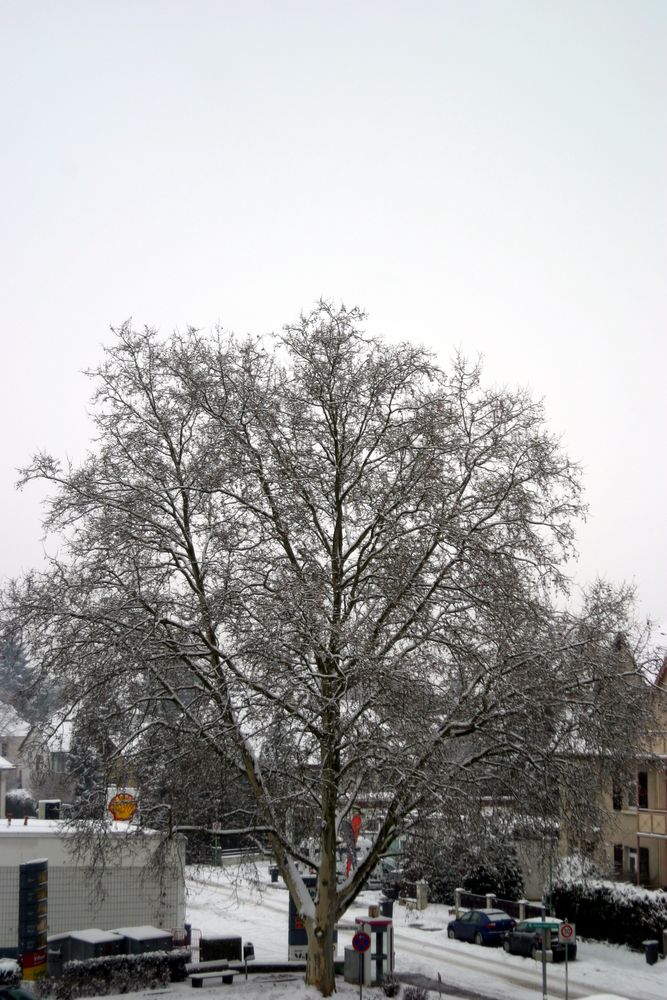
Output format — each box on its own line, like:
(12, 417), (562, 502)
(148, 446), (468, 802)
(0, 818), (161, 838)
(0, 701), (30, 738)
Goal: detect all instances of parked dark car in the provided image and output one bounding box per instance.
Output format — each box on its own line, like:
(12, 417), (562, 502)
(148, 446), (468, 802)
(502, 917), (577, 962)
(447, 908), (516, 946)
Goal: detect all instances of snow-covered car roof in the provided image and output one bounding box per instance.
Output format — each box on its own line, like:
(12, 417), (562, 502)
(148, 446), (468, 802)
(519, 916), (563, 924)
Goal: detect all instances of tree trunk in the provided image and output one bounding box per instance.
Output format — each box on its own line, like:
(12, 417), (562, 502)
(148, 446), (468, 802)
(305, 720), (339, 996)
(305, 915), (336, 997)
(303, 839), (338, 994)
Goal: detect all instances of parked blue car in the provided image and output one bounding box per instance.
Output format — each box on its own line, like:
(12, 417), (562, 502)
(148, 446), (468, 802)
(447, 908), (516, 946)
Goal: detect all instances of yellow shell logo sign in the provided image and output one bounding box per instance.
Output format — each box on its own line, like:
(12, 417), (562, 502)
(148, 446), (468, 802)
(107, 792), (137, 821)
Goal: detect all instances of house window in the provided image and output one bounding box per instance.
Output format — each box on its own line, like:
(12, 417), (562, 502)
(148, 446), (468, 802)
(50, 751), (68, 773)
(627, 780), (637, 808)
(612, 784), (622, 811)
(0, 741), (7, 758)
(639, 846), (650, 883)
(613, 844), (623, 872)
(638, 771), (648, 810)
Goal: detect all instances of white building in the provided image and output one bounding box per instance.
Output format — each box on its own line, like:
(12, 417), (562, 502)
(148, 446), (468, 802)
(0, 816), (185, 957)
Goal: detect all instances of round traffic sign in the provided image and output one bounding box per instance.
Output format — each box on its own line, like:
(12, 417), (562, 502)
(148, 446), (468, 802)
(559, 922), (575, 941)
(352, 931), (371, 953)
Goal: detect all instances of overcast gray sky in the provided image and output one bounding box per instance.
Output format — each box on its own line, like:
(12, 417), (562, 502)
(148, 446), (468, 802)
(1, 1), (665, 627)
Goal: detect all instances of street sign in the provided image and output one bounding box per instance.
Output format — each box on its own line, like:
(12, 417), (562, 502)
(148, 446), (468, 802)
(559, 921), (576, 1000)
(352, 930), (371, 953)
(558, 922), (576, 943)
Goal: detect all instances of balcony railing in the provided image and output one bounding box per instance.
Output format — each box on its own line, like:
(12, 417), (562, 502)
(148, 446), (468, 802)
(637, 808), (667, 838)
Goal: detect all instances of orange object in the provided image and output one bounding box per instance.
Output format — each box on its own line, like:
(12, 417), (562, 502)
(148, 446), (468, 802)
(107, 792), (137, 821)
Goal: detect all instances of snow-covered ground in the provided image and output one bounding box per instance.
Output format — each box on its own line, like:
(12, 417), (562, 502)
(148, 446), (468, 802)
(181, 863), (666, 1000)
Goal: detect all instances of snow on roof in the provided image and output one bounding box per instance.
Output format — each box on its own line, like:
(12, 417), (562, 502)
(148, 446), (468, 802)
(70, 929), (123, 944)
(114, 926), (172, 940)
(0, 756), (16, 771)
(0, 701), (30, 738)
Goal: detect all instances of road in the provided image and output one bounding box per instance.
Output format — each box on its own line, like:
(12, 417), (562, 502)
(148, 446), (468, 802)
(187, 872), (659, 1000)
(391, 922), (590, 1000)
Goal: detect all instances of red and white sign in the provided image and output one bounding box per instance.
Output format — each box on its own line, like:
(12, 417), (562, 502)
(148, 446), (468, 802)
(352, 930), (371, 953)
(558, 922), (576, 943)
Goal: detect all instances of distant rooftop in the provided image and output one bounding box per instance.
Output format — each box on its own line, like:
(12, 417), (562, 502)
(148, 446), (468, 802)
(0, 701), (30, 738)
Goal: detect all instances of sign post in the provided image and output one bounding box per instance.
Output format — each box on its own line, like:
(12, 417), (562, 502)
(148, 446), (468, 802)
(540, 909), (547, 1000)
(352, 930), (371, 1000)
(558, 921), (576, 1000)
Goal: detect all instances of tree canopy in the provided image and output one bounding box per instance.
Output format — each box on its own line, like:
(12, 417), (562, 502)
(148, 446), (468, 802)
(1, 302), (653, 995)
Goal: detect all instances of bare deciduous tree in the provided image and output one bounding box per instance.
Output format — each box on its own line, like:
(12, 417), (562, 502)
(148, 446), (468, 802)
(1, 303), (653, 995)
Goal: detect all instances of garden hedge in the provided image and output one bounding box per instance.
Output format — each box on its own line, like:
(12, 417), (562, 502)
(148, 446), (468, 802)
(552, 876), (667, 952)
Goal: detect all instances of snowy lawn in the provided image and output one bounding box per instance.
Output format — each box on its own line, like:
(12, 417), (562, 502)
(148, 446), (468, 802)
(182, 863), (667, 1000)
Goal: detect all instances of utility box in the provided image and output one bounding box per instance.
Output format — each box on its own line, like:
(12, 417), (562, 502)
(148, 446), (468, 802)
(46, 929), (124, 976)
(343, 946), (361, 984)
(200, 936), (242, 962)
(68, 929), (124, 961)
(114, 926), (173, 954)
(38, 801), (61, 820)
(46, 935), (67, 978)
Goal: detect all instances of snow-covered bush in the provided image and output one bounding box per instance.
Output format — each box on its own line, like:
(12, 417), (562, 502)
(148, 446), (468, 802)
(35, 948), (190, 998)
(382, 972), (401, 996)
(552, 868), (667, 951)
(554, 851), (603, 882)
(403, 987), (429, 1000)
(5, 787), (37, 817)
(0, 958), (21, 986)
(462, 853), (525, 901)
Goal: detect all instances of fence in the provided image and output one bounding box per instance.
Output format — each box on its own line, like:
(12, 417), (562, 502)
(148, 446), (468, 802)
(172, 926), (201, 962)
(454, 889), (546, 921)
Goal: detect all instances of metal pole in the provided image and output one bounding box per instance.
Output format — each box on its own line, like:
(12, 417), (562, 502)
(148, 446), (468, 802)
(564, 918), (569, 1000)
(541, 909), (547, 1000)
(359, 949), (363, 1000)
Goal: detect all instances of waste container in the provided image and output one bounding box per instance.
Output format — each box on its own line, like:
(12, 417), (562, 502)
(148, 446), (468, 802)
(643, 939), (659, 965)
(380, 897), (394, 918)
(270, 866), (279, 883)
